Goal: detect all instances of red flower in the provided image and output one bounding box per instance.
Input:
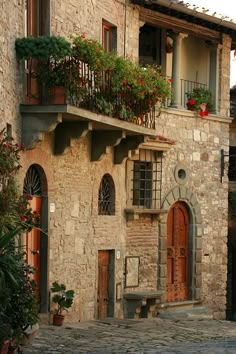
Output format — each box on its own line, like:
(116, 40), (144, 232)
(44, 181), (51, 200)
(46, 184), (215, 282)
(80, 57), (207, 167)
(81, 33), (86, 39)
(26, 194), (33, 200)
(188, 98), (195, 105)
(199, 111), (205, 117)
(168, 78), (173, 83)
(204, 110), (209, 116)
(96, 62), (101, 66)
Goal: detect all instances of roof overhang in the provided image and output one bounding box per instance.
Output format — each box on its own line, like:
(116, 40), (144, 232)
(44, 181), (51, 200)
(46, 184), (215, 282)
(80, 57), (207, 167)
(131, 0), (236, 49)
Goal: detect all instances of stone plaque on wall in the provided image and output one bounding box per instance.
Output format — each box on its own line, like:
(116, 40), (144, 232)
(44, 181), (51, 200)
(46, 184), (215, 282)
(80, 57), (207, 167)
(125, 256), (139, 287)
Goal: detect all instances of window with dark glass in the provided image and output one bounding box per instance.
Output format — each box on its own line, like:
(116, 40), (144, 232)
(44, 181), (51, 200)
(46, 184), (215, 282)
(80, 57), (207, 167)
(229, 146), (236, 181)
(98, 174), (115, 215)
(139, 24), (162, 66)
(102, 20), (117, 53)
(131, 150), (162, 209)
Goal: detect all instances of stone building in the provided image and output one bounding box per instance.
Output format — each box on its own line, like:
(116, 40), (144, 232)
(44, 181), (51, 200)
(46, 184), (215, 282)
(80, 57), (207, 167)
(1, 0), (236, 322)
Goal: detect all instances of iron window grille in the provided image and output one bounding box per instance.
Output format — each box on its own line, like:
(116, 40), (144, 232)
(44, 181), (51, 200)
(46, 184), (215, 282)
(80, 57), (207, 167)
(98, 174), (115, 215)
(23, 165), (41, 196)
(131, 150), (162, 209)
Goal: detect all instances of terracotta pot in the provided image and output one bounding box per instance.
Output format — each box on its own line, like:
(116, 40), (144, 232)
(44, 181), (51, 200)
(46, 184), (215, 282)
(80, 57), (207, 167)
(0, 340), (9, 354)
(53, 314), (65, 326)
(49, 86), (66, 104)
(199, 102), (207, 111)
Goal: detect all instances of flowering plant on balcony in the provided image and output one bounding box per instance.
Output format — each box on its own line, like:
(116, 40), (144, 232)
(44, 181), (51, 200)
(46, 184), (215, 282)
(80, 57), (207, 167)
(186, 86), (212, 116)
(16, 34), (172, 120)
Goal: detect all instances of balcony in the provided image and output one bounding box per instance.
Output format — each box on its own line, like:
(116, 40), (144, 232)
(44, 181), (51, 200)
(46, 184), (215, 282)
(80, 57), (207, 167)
(16, 35), (173, 161)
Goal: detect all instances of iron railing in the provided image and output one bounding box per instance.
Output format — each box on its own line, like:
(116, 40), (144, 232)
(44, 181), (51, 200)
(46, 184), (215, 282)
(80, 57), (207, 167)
(180, 79), (208, 108)
(27, 59), (156, 130)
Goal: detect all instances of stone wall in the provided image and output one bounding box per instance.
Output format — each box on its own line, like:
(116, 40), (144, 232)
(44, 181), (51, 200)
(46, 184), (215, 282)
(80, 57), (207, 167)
(0, 0), (232, 321)
(158, 109), (230, 319)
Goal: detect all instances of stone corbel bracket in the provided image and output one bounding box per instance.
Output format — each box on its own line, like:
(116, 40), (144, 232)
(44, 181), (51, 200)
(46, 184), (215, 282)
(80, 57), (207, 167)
(114, 135), (148, 164)
(54, 121), (93, 155)
(21, 112), (62, 149)
(91, 130), (126, 161)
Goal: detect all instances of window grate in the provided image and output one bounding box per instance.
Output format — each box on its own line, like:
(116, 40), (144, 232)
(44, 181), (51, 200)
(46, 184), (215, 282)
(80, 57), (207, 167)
(98, 174), (115, 215)
(23, 165), (41, 196)
(131, 150), (162, 209)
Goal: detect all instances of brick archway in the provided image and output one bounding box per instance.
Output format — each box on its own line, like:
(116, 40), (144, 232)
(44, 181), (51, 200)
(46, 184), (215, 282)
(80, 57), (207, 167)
(159, 186), (202, 302)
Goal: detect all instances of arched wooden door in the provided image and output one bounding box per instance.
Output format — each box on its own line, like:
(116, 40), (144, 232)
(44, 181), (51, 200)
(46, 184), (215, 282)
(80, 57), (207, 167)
(167, 202), (189, 302)
(23, 166), (42, 302)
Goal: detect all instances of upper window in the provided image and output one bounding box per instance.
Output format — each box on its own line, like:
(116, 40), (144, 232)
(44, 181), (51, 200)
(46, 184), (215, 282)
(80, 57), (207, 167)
(102, 20), (117, 53)
(98, 174), (115, 215)
(127, 149), (162, 209)
(139, 24), (162, 66)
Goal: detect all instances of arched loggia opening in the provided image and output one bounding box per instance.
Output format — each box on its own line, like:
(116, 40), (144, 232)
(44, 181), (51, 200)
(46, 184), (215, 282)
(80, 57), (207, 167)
(23, 164), (48, 313)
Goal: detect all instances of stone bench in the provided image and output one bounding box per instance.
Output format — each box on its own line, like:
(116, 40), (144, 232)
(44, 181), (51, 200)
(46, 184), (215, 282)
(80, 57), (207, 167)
(123, 291), (164, 319)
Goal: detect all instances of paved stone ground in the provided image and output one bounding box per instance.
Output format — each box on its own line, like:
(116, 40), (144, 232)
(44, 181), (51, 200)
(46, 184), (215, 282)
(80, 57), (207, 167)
(23, 318), (236, 354)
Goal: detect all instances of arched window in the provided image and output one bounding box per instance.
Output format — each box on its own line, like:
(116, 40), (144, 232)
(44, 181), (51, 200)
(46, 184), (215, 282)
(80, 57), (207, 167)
(23, 165), (42, 196)
(98, 174), (115, 215)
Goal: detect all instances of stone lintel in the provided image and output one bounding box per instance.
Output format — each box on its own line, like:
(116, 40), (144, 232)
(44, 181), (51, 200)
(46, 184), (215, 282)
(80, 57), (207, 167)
(114, 135), (148, 164)
(91, 130), (126, 161)
(54, 121), (92, 155)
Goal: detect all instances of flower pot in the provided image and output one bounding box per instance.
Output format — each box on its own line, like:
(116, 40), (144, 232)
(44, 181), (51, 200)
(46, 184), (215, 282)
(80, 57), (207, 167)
(198, 102), (207, 112)
(49, 86), (66, 104)
(53, 314), (65, 326)
(0, 340), (10, 354)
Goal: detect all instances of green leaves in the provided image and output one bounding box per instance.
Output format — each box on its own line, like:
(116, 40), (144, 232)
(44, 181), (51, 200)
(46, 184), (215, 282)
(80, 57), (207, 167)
(51, 281), (75, 315)
(15, 36), (72, 60)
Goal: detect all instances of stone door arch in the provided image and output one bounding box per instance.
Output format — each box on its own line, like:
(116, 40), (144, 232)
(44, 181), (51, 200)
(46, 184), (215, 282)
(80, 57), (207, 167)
(159, 186), (202, 302)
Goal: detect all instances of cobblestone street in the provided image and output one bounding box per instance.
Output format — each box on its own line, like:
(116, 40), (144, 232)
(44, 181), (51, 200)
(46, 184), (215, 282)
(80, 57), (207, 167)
(23, 318), (236, 354)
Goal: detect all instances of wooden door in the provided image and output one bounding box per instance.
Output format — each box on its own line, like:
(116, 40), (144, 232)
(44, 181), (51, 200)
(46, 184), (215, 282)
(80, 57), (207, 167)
(97, 251), (110, 319)
(24, 196), (42, 300)
(167, 202), (189, 302)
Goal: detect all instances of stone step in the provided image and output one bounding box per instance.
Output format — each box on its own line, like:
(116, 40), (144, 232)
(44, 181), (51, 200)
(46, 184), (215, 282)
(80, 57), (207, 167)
(159, 300), (201, 312)
(158, 305), (213, 320)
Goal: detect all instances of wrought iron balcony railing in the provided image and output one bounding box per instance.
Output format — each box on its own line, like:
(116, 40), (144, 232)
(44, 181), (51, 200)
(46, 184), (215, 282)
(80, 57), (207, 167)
(26, 59), (156, 130)
(180, 79), (208, 108)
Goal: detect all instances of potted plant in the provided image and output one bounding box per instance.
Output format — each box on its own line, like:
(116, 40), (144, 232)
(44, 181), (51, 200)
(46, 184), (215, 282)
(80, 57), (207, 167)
(186, 86), (212, 116)
(15, 36), (72, 104)
(51, 282), (75, 326)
